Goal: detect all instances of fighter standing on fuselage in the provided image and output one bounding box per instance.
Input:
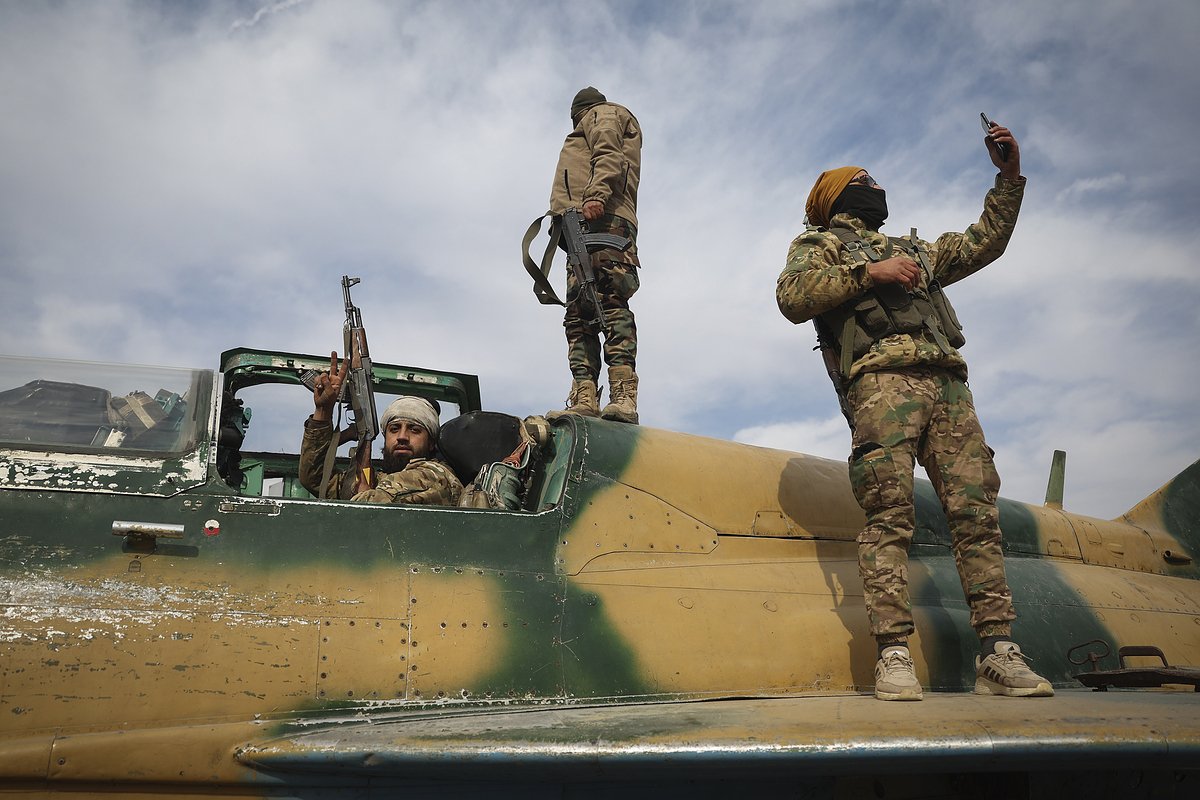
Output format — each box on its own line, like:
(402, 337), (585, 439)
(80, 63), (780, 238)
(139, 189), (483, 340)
(545, 87), (644, 424)
(776, 120), (1054, 701)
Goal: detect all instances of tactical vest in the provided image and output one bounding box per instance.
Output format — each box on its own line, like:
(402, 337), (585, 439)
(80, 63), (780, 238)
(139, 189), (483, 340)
(817, 227), (965, 379)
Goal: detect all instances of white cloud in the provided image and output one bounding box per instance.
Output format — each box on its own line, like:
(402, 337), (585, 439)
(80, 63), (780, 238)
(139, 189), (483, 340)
(231, 0), (308, 31)
(733, 414), (849, 463)
(1054, 173), (1128, 204)
(1, 0), (1196, 521)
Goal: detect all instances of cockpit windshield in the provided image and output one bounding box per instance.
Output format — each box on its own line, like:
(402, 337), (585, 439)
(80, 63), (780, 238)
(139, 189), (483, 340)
(0, 355), (212, 456)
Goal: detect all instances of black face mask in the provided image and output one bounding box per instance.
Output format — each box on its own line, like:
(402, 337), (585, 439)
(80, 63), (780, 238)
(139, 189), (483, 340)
(830, 184), (888, 230)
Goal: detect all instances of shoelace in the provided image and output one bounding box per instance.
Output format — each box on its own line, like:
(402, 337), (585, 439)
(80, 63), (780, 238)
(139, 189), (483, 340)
(881, 651), (914, 675)
(996, 648), (1038, 674)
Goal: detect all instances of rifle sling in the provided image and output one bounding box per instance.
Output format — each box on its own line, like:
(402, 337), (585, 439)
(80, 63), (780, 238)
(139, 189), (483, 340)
(318, 422), (340, 500)
(521, 212), (567, 307)
(907, 226), (955, 353)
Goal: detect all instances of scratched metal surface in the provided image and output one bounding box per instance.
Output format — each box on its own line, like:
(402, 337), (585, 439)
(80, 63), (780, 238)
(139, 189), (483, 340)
(241, 690), (1200, 777)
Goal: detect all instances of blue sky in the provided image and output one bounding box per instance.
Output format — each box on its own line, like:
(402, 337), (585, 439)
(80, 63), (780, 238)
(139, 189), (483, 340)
(1, 0), (1197, 518)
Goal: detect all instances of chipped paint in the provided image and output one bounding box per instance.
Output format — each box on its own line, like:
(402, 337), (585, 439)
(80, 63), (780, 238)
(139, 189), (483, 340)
(0, 572), (345, 615)
(0, 446), (207, 495)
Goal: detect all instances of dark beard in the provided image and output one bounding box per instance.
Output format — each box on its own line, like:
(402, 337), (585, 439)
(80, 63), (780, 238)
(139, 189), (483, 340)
(380, 450), (411, 473)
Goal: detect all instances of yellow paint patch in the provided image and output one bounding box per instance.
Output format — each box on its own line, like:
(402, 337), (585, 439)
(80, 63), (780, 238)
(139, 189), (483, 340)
(616, 428), (862, 540)
(1019, 506), (1084, 559)
(405, 566), (510, 702)
(560, 478), (717, 575)
(572, 537), (871, 694)
(1053, 561), (1200, 667)
(1, 554), (417, 735)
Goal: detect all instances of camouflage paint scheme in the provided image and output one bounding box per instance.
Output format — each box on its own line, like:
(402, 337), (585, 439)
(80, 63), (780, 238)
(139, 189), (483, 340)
(0, 349), (1198, 798)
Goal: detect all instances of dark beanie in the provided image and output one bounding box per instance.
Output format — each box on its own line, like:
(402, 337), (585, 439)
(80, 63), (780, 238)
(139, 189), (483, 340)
(570, 87), (606, 121)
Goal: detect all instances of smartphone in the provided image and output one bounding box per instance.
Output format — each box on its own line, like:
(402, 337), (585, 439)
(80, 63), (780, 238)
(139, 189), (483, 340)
(980, 112), (1009, 162)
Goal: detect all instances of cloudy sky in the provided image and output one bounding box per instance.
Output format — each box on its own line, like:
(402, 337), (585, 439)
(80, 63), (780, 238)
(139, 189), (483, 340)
(2, 0), (1197, 519)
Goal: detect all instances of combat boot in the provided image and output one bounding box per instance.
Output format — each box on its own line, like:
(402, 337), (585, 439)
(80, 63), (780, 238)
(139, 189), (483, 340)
(546, 379), (599, 420)
(600, 365), (639, 424)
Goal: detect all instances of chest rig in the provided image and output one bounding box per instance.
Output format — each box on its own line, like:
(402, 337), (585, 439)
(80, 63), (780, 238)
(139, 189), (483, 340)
(816, 227), (965, 379)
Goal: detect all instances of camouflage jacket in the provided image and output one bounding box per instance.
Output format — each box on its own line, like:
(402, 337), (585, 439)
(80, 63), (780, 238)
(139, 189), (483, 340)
(549, 102), (642, 229)
(776, 175), (1025, 380)
(298, 418), (463, 505)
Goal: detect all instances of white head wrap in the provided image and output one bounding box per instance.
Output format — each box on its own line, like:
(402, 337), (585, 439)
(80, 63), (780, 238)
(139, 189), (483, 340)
(380, 396), (440, 440)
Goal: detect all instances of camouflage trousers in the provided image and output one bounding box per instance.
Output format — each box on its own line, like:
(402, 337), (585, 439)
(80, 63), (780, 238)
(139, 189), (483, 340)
(563, 216), (640, 381)
(846, 366), (1015, 642)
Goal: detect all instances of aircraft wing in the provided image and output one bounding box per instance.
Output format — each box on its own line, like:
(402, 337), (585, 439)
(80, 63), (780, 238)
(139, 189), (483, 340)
(238, 691), (1200, 783)
(11, 691), (1198, 795)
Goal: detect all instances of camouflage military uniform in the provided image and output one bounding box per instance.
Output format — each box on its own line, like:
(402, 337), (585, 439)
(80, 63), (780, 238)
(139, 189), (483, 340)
(563, 214), (640, 376)
(776, 175), (1026, 642)
(550, 101), (642, 380)
(298, 419), (463, 505)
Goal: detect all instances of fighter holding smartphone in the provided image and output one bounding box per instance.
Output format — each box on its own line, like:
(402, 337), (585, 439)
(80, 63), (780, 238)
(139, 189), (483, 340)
(777, 118), (1054, 701)
(981, 112), (1013, 163)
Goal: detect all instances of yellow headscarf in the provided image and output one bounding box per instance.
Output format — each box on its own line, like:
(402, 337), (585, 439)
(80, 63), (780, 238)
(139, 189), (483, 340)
(805, 166), (863, 228)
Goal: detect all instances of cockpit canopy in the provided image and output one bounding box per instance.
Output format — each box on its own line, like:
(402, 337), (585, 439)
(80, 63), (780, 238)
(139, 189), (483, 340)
(0, 355), (211, 456)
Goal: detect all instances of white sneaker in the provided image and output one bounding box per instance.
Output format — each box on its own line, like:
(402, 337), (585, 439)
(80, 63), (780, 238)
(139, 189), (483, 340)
(874, 645), (924, 701)
(974, 642), (1054, 697)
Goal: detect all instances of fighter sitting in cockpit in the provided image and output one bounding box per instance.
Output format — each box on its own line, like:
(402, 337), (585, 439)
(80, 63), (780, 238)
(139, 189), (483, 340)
(298, 354), (462, 505)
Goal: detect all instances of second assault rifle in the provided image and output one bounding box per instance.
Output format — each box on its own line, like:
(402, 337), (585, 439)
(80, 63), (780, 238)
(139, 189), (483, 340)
(303, 276), (379, 499)
(520, 208), (632, 330)
(559, 208), (632, 330)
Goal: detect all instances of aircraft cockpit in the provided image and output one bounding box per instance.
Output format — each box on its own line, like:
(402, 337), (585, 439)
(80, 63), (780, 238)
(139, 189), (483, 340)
(0, 349), (572, 513)
(217, 348), (571, 513)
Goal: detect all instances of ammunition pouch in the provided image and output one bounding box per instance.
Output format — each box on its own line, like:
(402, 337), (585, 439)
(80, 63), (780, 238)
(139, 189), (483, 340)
(459, 439), (532, 511)
(819, 227), (966, 378)
(926, 279), (964, 347)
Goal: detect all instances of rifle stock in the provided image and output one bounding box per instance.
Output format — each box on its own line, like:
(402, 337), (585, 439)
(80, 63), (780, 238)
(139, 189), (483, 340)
(814, 318), (855, 427)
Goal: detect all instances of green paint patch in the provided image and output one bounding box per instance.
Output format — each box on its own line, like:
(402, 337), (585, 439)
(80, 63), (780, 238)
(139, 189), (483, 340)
(559, 585), (650, 699)
(470, 570), (569, 701)
(997, 496), (1046, 555)
(912, 549), (1115, 690)
(1163, 458), (1200, 573)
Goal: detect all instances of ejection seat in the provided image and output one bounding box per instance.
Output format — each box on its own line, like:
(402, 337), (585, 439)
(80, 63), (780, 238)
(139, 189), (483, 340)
(438, 411), (553, 511)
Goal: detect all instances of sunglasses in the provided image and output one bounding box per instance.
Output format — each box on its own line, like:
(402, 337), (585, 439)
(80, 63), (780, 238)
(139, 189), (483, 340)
(849, 174), (879, 188)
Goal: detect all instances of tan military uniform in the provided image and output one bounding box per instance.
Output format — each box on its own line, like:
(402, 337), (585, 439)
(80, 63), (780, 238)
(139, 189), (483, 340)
(298, 418), (463, 505)
(776, 176), (1025, 642)
(549, 102), (641, 227)
(548, 101), (643, 384)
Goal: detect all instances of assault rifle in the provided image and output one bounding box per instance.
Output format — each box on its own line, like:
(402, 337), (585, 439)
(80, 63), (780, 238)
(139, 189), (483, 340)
(560, 208), (632, 331)
(339, 276), (379, 495)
